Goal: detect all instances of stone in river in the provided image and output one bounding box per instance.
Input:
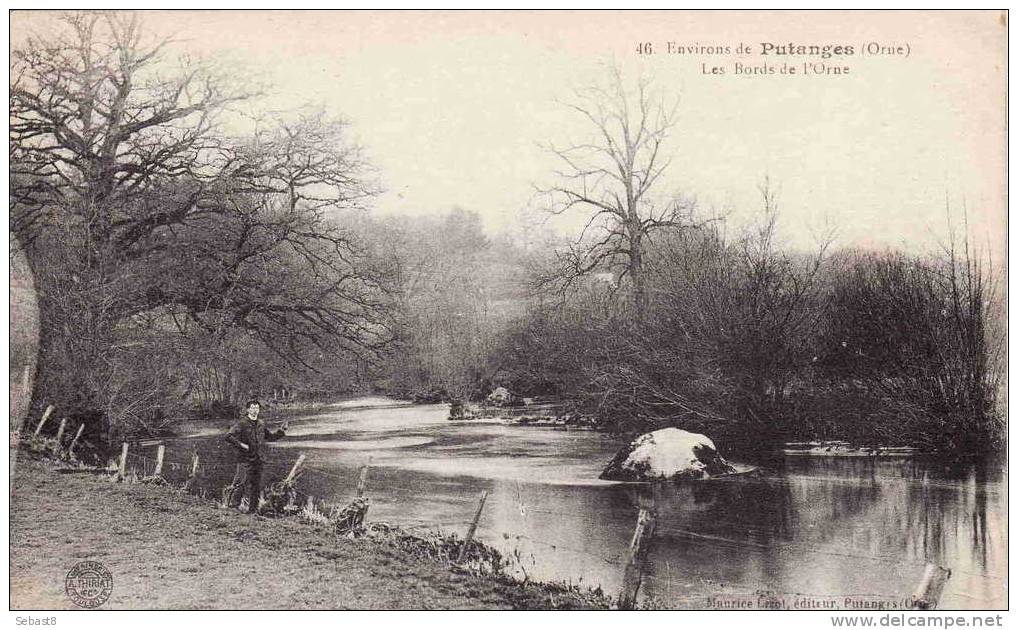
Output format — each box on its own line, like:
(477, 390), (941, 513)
(486, 387), (513, 407)
(600, 427), (736, 481)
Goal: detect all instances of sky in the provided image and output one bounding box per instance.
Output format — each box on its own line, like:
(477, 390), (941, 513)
(10, 10), (1008, 259)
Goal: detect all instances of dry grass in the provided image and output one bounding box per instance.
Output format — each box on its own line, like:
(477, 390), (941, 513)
(10, 453), (609, 610)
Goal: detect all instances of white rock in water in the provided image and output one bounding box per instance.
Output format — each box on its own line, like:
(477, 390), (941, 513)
(486, 387), (513, 406)
(600, 427), (735, 481)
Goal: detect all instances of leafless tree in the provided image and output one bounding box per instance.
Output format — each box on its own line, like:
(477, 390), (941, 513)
(10, 12), (257, 248)
(536, 66), (702, 317)
(10, 12), (388, 441)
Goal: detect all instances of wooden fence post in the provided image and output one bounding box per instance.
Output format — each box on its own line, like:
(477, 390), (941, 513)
(54, 418), (67, 447)
(117, 442), (129, 481)
(68, 424), (85, 459)
(911, 563), (951, 610)
(183, 451), (200, 491)
(153, 444), (165, 477)
(619, 494), (658, 610)
(356, 458), (371, 497)
(34, 405), (54, 435)
(284, 453), (307, 485)
(457, 489), (489, 563)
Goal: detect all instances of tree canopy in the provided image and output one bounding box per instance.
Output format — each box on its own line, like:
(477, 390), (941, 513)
(10, 12), (391, 439)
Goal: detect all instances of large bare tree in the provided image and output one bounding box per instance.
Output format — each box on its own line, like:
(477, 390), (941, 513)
(10, 12), (389, 441)
(537, 67), (700, 317)
(11, 12), (253, 246)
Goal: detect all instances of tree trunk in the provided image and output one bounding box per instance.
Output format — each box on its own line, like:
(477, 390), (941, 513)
(26, 245), (118, 450)
(630, 233), (647, 320)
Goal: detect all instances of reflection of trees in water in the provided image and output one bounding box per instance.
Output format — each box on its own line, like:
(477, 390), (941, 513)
(872, 458), (1004, 609)
(641, 457), (1004, 608)
(639, 469), (802, 597)
(882, 458), (1000, 576)
(767, 456), (1000, 576)
(652, 459), (883, 546)
(971, 465), (989, 571)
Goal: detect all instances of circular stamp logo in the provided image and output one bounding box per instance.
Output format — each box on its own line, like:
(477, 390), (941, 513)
(65, 561), (113, 609)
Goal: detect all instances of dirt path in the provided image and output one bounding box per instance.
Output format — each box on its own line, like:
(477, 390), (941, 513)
(10, 457), (601, 610)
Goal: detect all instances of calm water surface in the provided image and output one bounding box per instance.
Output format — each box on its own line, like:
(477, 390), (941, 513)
(160, 397), (1006, 609)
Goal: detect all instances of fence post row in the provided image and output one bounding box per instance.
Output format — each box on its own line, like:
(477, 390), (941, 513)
(23, 418), (963, 611)
(457, 489), (489, 563)
(95, 441), (660, 608)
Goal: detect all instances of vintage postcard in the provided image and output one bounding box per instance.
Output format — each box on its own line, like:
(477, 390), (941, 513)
(7, 9), (1008, 620)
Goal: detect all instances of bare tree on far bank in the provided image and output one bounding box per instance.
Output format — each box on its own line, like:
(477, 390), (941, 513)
(535, 67), (703, 318)
(508, 168), (1004, 453)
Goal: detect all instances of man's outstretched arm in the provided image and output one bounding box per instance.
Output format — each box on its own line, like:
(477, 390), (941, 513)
(264, 421), (288, 442)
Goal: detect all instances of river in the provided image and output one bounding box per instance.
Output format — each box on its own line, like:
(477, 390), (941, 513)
(156, 397), (1006, 610)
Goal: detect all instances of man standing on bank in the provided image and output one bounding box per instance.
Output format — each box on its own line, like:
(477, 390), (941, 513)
(225, 399), (289, 514)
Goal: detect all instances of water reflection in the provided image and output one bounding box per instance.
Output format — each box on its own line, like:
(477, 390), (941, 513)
(162, 400), (1005, 609)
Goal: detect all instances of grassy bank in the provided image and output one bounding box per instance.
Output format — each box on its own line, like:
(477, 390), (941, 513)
(9, 453), (608, 610)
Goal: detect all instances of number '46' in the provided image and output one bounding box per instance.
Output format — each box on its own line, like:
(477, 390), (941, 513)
(636, 42), (653, 55)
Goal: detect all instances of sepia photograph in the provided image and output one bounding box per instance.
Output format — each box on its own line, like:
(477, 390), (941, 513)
(7, 9), (1008, 618)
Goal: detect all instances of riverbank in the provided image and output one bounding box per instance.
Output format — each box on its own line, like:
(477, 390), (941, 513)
(9, 454), (608, 609)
